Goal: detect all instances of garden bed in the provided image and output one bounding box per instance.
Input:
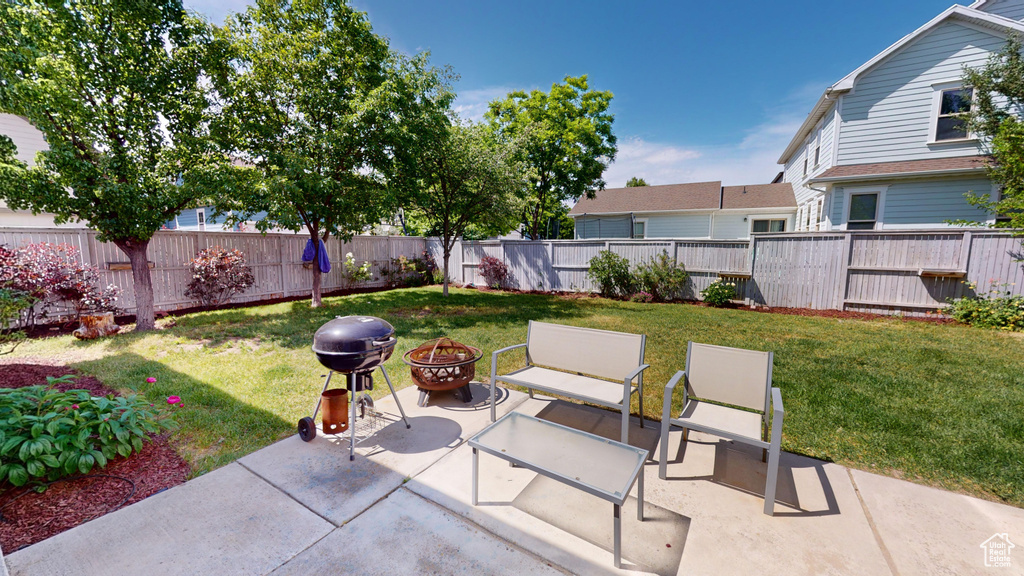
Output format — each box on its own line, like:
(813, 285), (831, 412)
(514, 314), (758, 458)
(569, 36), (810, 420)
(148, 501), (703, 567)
(0, 363), (189, 552)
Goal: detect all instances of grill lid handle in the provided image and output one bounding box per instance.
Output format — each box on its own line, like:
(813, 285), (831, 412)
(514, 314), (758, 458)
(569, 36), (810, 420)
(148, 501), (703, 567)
(372, 337), (396, 347)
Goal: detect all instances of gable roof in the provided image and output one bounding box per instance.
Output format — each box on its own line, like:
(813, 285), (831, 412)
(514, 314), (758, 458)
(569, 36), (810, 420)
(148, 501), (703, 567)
(568, 182), (722, 215)
(721, 183), (796, 209)
(778, 5), (1024, 164)
(810, 155), (991, 183)
(568, 181), (796, 216)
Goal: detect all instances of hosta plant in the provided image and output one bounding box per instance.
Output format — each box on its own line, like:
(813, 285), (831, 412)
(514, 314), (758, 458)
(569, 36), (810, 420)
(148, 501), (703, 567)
(0, 376), (177, 488)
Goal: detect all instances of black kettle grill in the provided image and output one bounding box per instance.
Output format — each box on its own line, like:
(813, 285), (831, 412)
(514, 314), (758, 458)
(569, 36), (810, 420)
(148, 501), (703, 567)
(299, 316), (411, 460)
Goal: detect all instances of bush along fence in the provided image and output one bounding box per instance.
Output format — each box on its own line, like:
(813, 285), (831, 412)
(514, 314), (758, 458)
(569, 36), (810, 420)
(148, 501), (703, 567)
(447, 229), (1024, 317)
(2, 228), (1022, 319)
(0, 228), (429, 319)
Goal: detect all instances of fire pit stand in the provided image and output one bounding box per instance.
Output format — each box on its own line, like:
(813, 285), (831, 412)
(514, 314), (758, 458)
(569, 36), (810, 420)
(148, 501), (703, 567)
(402, 337), (483, 407)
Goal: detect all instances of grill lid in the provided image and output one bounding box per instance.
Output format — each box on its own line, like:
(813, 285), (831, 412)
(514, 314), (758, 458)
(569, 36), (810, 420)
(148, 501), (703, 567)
(312, 316), (396, 355)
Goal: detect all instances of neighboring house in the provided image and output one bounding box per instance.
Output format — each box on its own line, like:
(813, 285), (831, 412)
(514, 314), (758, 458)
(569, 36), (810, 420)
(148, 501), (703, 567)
(569, 181), (796, 240)
(779, 1), (1022, 231)
(0, 113), (86, 228)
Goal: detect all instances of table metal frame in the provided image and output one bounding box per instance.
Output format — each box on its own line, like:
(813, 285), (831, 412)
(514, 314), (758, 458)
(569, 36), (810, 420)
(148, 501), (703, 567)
(469, 412), (647, 568)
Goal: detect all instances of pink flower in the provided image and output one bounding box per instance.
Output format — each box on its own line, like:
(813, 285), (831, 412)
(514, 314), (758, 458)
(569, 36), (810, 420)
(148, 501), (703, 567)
(146, 377), (157, 383)
(71, 404), (79, 410)
(167, 396), (182, 405)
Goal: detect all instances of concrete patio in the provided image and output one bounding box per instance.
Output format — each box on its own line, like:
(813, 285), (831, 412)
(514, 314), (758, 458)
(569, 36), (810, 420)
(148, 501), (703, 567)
(4, 383), (1024, 575)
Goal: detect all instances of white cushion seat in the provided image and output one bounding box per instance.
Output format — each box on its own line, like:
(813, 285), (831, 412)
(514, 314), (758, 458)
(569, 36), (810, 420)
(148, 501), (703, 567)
(676, 399), (763, 441)
(500, 366), (631, 406)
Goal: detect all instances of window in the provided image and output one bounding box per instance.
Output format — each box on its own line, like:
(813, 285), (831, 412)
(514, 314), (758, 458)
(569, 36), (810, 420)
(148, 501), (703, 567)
(802, 158), (808, 177)
(632, 219), (646, 239)
(814, 144), (820, 167)
(751, 219), (786, 233)
(197, 208), (206, 231)
(934, 87), (973, 141)
(847, 193), (878, 230)
(816, 197), (825, 230)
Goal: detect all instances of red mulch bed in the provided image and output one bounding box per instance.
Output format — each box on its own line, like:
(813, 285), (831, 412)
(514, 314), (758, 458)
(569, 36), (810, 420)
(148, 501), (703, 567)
(0, 363), (190, 552)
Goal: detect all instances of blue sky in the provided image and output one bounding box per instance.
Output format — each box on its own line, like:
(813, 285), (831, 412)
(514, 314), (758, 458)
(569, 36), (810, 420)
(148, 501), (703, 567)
(186, 0), (964, 187)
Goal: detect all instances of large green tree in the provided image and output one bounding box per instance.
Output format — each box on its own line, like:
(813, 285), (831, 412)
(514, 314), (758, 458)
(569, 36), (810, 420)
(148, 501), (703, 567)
(625, 177), (649, 187)
(962, 35), (1024, 233)
(487, 75), (617, 240)
(218, 0), (452, 307)
(0, 0), (235, 331)
(405, 121), (527, 296)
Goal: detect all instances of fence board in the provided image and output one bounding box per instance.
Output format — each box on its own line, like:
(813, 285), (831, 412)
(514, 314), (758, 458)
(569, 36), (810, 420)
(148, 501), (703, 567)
(3, 228), (1021, 318)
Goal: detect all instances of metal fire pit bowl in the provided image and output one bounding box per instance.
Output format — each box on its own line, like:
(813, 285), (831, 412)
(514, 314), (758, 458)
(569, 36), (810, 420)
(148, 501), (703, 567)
(402, 337), (482, 407)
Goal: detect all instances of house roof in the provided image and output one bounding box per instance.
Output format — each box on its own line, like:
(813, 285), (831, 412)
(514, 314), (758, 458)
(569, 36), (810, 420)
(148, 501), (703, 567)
(568, 181), (722, 215)
(721, 183), (796, 209)
(777, 5), (1024, 164)
(568, 181), (796, 216)
(809, 155), (991, 183)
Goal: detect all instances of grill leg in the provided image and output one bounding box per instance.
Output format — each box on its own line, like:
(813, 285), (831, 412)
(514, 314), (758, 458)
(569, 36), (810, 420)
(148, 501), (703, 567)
(349, 372), (357, 461)
(380, 366), (411, 429)
(417, 388), (429, 408)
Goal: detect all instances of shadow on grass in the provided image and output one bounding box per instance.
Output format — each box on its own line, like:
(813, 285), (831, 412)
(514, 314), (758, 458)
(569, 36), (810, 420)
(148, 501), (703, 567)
(73, 352), (293, 477)
(163, 287), (590, 351)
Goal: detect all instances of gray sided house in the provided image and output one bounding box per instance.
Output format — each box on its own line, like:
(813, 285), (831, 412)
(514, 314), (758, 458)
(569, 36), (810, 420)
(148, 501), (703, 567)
(569, 181), (796, 240)
(779, 1), (1023, 231)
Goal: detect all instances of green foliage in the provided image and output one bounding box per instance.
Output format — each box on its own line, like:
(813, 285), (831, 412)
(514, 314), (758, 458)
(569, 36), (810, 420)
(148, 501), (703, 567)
(0, 288), (32, 354)
(960, 35), (1024, 233)
(587, 250), (634, 298)
(342, 253), (373, 287)
(0, 376), (176, 487)
(218, 0), (453, 305)
(487, 75), (617, 240)
(700, 279), (737, 307)
(381, 253), (437, 289)
(625, 177), (649, 187)
(0, 1), (241, 330)
(402, 121), (527, 294)
(633, 251), (688, 302)
(947, 281), (1024, 331)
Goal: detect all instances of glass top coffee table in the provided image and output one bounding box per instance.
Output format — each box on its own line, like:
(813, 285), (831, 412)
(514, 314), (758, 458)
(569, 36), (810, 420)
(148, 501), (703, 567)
(468, 411), (648, 568)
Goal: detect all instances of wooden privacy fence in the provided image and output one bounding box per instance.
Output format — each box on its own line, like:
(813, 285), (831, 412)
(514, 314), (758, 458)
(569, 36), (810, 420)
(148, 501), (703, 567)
(452, 230), (1024, 316)
(0, 228), (427, 316)
(3, 228), (1022, 318)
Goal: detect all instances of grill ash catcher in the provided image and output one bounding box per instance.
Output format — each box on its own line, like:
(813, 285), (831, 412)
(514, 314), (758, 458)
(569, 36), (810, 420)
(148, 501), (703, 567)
(299, 315), (411, 460)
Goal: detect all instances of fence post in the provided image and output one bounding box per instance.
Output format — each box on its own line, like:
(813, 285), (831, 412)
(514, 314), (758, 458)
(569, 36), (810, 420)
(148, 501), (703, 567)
(836, 232), (854, 310)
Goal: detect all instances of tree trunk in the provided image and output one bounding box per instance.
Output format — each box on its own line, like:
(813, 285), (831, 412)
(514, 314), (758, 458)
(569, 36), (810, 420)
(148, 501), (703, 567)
(115, 239), (155, 331)
(442, 250), (450, 297)
(311, 266), (322, 308)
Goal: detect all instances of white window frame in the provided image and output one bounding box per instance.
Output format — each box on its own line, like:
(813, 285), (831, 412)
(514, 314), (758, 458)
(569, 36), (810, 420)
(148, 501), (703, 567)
(815, 197), (825, 230)
(842, 185), (887, 231)
(928, 82), (976, 144)
(631, 218), (647, 239)
(197, 208), (206, 231)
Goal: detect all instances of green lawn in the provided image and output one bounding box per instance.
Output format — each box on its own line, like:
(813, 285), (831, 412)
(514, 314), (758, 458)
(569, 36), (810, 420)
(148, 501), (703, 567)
(8, 286), (1024, 506)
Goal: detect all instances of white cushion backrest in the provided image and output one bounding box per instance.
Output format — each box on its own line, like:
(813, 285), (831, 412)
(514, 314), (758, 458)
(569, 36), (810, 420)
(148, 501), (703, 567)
(526, 321), (644, 381)
(686, 342), (771, 412)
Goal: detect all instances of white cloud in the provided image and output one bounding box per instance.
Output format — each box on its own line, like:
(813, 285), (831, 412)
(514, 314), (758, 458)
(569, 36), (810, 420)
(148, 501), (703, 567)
(603, 82), (826, 188)
(452, 86), (524, 123)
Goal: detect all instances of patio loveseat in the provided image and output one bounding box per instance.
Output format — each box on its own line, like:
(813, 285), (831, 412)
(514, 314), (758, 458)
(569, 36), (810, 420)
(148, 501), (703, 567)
(489, 320), (649, 442)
